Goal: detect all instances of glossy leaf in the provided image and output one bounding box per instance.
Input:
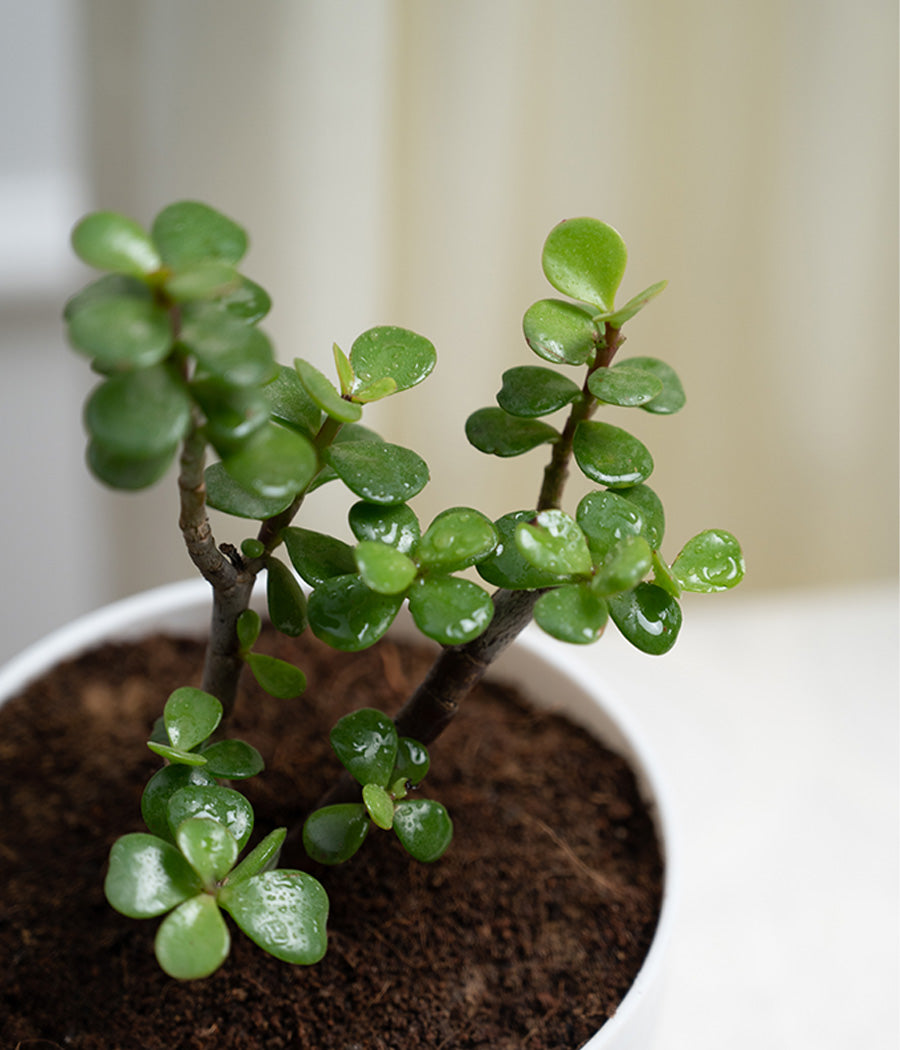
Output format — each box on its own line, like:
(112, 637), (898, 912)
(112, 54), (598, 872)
(219, 870), (329, 965)
(192, 380), (270, 455)
(67, 294), (172, 371)
(407, 575), (494, 646)
(352, 376), (397, 403)
(217, 275), (271, 324)
(572, 421), (654, 488)
(155, 893), (230, 980)
(105, 833), (202, 918)
(587, 366), (663, 407)
(363, 783), (395, 830)
(87, 439), (177, 491)
(179, 308), (277, 388)
(651, 550), (681, 599)
(603, 280), (667, 328)
(348, 501), (420, 553)
(266, 557), (308, 636)
(394, 738), (430, 787)
(576, 490), (645, 559)
(204, 461), (294, 519)
(617, 484), (666, 550)
(241, 538), (266, 559)
(330, 707), (398, 787)
(416, 507), (498, 572)
(71, 211), (161, 277)
(393, 799), (453, 863)
(228, 827), (287, 885)
(200, 739), (265, 780)
(222, 422), (318, 501)
(176, 816), (240, 887)
(541, 218), (627, 312)
(672, 529), (745, 592)
(325, 441), (429, 505)
(294, 358), (362, 423)
(465, 407), (558, 457)
(591, 535), (654, 596)
(164, 686), (222, 752)
(164, 261), (239, 302)
(237, 609), (262, 651)
(151, 201), (248, 268)
(615, 357), (685, 414)
(522, 298), (599, 366)
(534, 585), (609, 645)
(282, 527), (356, 587)
(608, 582), (682, 655)
(307, 574), (402, 651)
(349, 325), (437, 395)
(515, 510), (593, 577)
(306, 423), (384, 493)
(476, 510), (573, 590)
(496, 365), (582, 418)
(246, 653), (307, 699)
(355, 540), (418, 595)
(302, 803), (370, 865)
(167, 785), (254, 848)
(146, 740), (209, 767)
(142, 765), (218, 842)
(265, 364), (322, 436)
(333, 343), (355, 395)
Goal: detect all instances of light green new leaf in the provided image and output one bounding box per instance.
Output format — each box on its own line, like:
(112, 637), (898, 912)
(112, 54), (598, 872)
(325, 441), (429, 505)
(672, 529), (745, 592)
(393, 799), (453, 863)
(515, 510), (593, 577)
(294, 358), (362, 423)
(355, 540), (418, 595)
(333, 343), (355, 395)
(307, 574), (403, 651)
(237, 609), (262, 651)
(152, 201), (248, 268)
(496, 366), (582, 418)
(155, 893), (230, 980)
(71, 211), (161, 277)
(407, 575), (494, 646)
(363, 783), (395, 830)
(522, 298), (599, 366)
(465, 407), (558, 457)
(541, 218), (627, 312)
(416, 507), (498, 573)
(572, 421), (654, 489)
(591, 536), (654, 597)
(302, 803), (370, 865)
(164, 686), (222, 752)
(349, 325), (437, 395)
(246, 653), (307, 699)
(227, 827), (287, 885)
(534, 584), (609, 645)
(176, 816), (240, 887)
(105, 833), (202, 918)
(602, 280), (668, 328)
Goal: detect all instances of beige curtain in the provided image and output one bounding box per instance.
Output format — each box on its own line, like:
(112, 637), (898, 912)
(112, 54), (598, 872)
(84, 0), (898, 595)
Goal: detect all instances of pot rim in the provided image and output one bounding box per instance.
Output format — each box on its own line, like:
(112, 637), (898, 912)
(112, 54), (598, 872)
(0, 577), (676, 1047)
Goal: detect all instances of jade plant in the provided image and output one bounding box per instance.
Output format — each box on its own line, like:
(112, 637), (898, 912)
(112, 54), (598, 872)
(63, 202), (744, 980)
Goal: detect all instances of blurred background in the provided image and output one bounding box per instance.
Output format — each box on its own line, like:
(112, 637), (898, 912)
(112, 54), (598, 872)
(0, 0), (896, 662)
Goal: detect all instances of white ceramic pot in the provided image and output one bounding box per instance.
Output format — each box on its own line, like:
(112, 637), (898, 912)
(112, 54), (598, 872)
(0, 578), (675, 1049)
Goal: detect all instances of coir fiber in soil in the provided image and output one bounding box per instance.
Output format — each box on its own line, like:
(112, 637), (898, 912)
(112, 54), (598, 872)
(0, 627), (662, 1050)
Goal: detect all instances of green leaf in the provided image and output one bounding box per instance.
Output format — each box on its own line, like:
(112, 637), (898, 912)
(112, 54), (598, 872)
(63, 273), (150, 321)
(355, 541), (418, 595)
(576, 490), (646, 560)
(348, 501), (420, 553)
(282, 527), (357, 587)
(176, 816), (240, 887)
(222, 422), (318, 502)
(394, 738), (430, 787)
(572, 421), (654, 488)
(228, 827), (287, 885)
(587, 366), (663, 407)
(307, 574), (402, 651)
(534, 585), (608, 645)
(294, 358), (362, 423)
(71, 211), (161, 277)
(541, 218), (627, 312)
(164, 261), (240, 302)
(591, 535), (654, 596)
(465, 407), (558, 457)
(167, 785), (254, 849)
(265, 364), (322, 436)
(522, 298), (599, 366)
(155, 893), (230, 980)
(87, 439), (177, 491)
(204, 462), (294, 519)
(306, 422), (385, 493)
(407, 575), (494, 646)
(179, 307), (277, 388)
(333, 343), (355, 395)
(651, 550), (681, 599)
(216, 275), (271, 324)
(476, 510), (573, 590)
(142, 765), (218, 842)
(617, 484), (666, 550)
(496, 365), (582, 418)
(416, 507), (498, 573)
(363, 783), (395, 830)
(266, 557), (308, 636)
(152, 201), (248, 268)
(66, 293), (172, 371)
(164, 686), (223, 752)
(237, 609), (262, 651)
(105, 833), (202, 918)
(615, 357), (685, 415)
(218, 870), (329, 965)
(352, 377), (397, 403)
(393, 799), (453, 863)
(200, 739), (265, 780)
(515, 510), (593, 577)
(603, 280), (668, 328)
(146, 741), (209, 767)
(325, 440), (429, 504)
(672, 529), (745, 592)
(349, 325), (437, 395)
(192, 379), (270, 455)
(302, 803), (370, 865)
(330, 707), (398, 787)
(246, 653), (307, 699)
(608, 582), (682, 655)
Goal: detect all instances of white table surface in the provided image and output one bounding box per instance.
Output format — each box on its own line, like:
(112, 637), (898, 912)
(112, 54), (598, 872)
(558, 582), (898, 1049)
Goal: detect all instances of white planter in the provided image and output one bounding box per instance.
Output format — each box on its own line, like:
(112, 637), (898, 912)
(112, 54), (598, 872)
(0, 578), (675, 1049)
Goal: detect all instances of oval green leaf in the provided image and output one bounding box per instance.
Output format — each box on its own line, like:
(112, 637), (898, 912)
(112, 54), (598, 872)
(363, 783), (395, 830)
(227, 827), (287, 885)
(192, 379), (270, 456)
(476, 510), (573, 590)
(302, 803), (370, 865)
(265, 364), (322, 436)
(155, 893), (230, 980)
(167, 785), (254, 849)
(497, 365), (582, 418)
(603, 280), (668, 328)
(237, 609), (262, 651)
(393, 799), (453, 863)
(416, 507), (498, 573)
(71, 210), (161, 277)
(348, 501), (420, 553)
(294, 358), (362, 423)
(176, 816), (240, 886)
(216, 274), (271, 324)
(246, 653), (307, 699)
(608, 582), (682, 655)
(325, 441), (429, 504)
(587, 366), (663, 407)
(282, 527), (356, 587)
(349, 325), (437, 395)
(67, 294), (172, 371)
(572, 421), (654, 489)
(522, 298), (599, 366)
(394, 738), (430, 787)
(616, 484), (666, 550)
(200, 739), (265, 780)
(85, 365), (191, 459)
(534, 584), (609, 645)
(515, 510), (593, 577)
(355, 540), (418, 595)
(105, 833), (202, 918)
(541, 218), (627, 312)
(222, 423), (318, 502)
(165, 261), (240, 302)
(672, 529), (745, 593)
(164, 686), (223, 752)
(592, 535), (654, 597)
(307, 574), (402, 651)
(465, 407), (558, 457)
(331, 707), (398, 787)
(266, 557), (308, 637)
(576, 490), (645, 559)
(152, 200), (248, 268)
(615, 357), (685, 415)
(142, 765), (218, 842)
(179, 307), (277, 388)
(407, 575), (494, 646)
(204, 461), (294, 519)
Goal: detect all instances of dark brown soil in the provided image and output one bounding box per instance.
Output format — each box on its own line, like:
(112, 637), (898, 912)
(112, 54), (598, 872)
(0, 627), (662, 1050)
